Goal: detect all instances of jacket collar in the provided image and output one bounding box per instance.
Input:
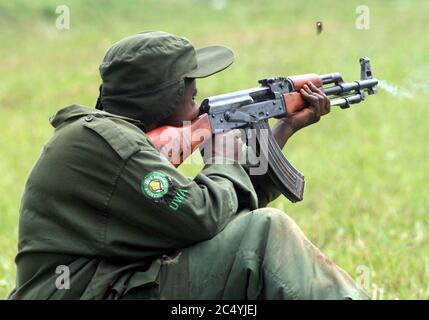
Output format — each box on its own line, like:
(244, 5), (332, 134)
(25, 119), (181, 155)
(49, 104), (142, 128)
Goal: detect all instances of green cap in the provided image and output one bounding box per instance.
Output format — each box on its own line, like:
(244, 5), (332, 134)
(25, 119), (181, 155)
(98, 31), (234, 126)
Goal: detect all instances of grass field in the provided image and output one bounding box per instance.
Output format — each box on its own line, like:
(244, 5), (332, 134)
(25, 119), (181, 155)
(1, 0), (428, 299)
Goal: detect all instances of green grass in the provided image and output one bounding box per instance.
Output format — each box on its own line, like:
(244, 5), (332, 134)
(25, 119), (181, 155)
(1, 0), (428, 299)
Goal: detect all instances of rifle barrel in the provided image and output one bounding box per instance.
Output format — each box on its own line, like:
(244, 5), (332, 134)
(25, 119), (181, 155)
(320, 72), (343, 85)
(323, 78), (378, 96)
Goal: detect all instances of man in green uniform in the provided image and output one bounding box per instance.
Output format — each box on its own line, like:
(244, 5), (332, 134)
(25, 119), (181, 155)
(9, 31), (369, 299)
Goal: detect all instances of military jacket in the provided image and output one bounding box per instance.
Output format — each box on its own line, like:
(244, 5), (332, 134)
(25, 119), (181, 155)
(9, 105), (280, 299)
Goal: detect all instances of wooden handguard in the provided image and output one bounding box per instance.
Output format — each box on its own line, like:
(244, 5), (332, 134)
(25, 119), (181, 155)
(283, 74), (323, 114)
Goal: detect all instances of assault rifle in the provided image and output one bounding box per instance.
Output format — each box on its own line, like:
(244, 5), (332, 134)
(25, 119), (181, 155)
(147, 57), (378, 202)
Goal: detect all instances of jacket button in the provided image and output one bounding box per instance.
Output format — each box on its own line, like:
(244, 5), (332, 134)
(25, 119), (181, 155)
(85, 114), (94, 122)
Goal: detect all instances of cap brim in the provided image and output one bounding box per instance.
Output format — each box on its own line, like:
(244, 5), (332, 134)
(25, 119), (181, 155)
(185, 45), (235, 78)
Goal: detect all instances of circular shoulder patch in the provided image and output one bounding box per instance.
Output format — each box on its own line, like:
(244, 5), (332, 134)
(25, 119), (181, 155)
(141, 171), (169, 199)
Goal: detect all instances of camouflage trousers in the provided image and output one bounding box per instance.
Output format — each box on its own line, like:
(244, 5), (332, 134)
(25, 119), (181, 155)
(124, 208), (369, 300)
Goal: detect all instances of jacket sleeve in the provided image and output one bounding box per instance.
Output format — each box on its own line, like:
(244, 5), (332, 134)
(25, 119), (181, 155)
(104, 144), (259, 259)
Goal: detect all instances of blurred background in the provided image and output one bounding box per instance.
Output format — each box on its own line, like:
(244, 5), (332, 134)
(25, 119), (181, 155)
(0, 0), (428, 299)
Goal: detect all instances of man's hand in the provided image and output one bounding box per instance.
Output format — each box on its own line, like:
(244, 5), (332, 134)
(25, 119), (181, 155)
(282, 81), (331, 131)
(273, 81), (331, 149)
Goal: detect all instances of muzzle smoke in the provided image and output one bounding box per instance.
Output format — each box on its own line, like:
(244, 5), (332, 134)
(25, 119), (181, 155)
(378, 80), (413, 99)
